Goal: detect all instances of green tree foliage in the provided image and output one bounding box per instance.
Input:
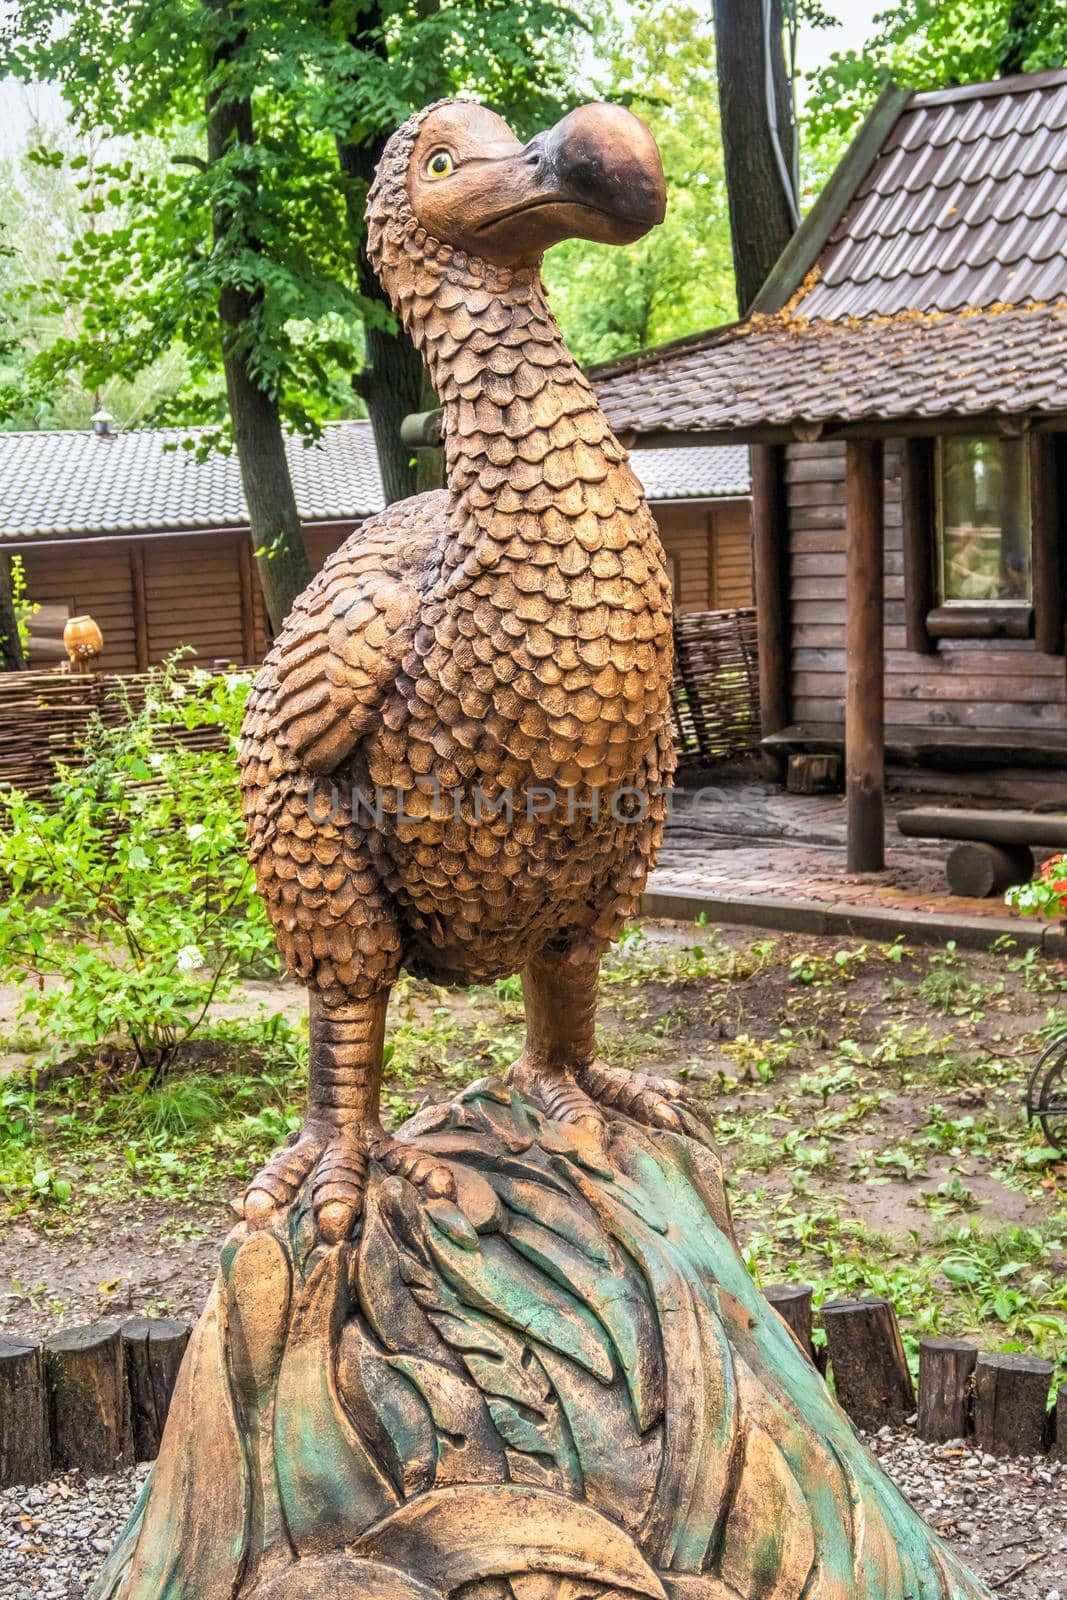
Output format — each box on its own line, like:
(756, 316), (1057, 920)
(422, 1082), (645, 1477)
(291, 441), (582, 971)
(0, 661), (276, 1078)
(806, 0), (1067, 155)
(3, 1), (595, 440)
(545, 3), (735, 365)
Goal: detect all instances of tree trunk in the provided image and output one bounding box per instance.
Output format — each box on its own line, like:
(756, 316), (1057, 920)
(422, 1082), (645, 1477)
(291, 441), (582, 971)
(712, 0), (798, 314)
(204, 0), (312, 634)
(334, 0), (440, 505)
(336, 134), (427, 507)
(0, 564), (26, 672)
(1001, 1), (1041, 75)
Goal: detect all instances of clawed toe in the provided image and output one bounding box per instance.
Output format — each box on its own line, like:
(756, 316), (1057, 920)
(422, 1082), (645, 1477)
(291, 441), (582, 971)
(243, 1128), (327, 1229)
(368, 1134), (457, 1202)
(578, 1060), (691, 1134)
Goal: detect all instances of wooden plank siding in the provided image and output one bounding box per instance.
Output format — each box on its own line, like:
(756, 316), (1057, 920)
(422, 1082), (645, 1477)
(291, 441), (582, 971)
(786, 440), (1067, 750)
(652, 501), (753, 613)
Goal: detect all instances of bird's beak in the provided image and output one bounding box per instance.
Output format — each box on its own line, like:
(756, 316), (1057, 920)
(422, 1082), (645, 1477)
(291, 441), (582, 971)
(466, 103), (666, 264)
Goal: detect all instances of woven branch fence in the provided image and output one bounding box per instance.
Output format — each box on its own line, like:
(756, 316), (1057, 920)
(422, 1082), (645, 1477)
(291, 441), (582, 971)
(0, 609), (761, 796)
(670, 606), (761, 768)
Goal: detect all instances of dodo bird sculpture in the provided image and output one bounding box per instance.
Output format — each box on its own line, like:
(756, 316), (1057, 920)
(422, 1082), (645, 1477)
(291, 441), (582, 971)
(239, 98), (683, 1244)
(95, 99), (993, 1600)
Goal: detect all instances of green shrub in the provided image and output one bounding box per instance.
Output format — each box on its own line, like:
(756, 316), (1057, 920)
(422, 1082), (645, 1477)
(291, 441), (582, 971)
(0, 658), (278, 1078)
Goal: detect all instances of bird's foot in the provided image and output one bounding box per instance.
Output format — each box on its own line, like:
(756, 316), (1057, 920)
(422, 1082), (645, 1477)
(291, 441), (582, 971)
(576, 1059), (692, 1135)
(244, 1120), (457, 1243)
(244, 1119), (370, 1243)
(505, 1056), (607, 1138)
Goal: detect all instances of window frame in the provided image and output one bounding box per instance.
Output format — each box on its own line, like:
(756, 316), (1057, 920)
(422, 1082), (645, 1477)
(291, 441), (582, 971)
(933, 432), (1033, 613)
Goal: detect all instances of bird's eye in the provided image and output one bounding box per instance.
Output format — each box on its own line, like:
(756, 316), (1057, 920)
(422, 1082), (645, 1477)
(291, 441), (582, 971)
(426, 150), (454, 179)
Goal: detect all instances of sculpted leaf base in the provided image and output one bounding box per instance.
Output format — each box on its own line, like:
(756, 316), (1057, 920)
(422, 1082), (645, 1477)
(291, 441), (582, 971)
(92, 1085), (991, 1600)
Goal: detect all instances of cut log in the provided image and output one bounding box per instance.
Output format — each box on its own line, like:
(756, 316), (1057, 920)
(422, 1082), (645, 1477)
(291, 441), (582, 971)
(945, 841), (1034, 898)
(1051, 1384), (1067, 1463)
(0, 1338), (51, 1486)
(973, 1352), (1053, 1456)
(786, 754), (842, 796)
(764, 1284), (815, 1363)
(44, 1320), (134, 1473)
(121, 1317), (191, 1461)
(917, 1338), (977, 1443)
(822, 1298), (915, 1431)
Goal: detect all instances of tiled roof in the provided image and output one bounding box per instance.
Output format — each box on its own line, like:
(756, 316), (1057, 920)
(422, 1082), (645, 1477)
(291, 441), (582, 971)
(595, 68), (1067, 437)
(633, 443), (750, 499)
(800, 73), (1067, 321)
(0, 421), (385, 540)
(597, 301), (1067, 435)
(0, 422), (749, 541)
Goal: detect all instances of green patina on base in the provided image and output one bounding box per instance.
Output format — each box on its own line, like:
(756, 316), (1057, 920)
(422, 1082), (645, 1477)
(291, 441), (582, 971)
(91, 1082), (992, 1600)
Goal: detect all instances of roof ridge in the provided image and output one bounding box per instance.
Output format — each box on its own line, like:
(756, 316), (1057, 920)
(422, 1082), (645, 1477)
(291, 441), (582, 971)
(0, 417), (373, 442)
(909, 66), (1067, 108)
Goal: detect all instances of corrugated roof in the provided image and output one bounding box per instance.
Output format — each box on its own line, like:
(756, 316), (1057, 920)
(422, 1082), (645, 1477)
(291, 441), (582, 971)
(0, 421), (385, 540)
(633, 443), (750, 499)
(0, 422), (749, 541)
(595, 67), (1067, 436)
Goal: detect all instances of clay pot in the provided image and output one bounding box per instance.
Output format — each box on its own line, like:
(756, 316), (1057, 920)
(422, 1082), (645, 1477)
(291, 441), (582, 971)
(64, 614), (104, 666)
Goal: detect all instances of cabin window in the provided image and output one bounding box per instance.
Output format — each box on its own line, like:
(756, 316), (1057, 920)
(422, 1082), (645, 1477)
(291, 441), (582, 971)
(935, 435), (1031, 607)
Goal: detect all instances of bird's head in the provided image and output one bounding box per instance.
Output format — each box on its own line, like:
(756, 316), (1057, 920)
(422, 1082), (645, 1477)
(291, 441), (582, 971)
(367, 98), (666, 299)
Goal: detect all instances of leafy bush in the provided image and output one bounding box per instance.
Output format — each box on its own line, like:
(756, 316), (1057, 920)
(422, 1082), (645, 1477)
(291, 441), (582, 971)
(0, 658), (278, 1078)
(1006, 854), (1067, 920)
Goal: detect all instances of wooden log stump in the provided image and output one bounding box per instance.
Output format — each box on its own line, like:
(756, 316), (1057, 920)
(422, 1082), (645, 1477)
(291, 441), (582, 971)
(44, 1320), (134, 1473)
(0, 1338), (51, 1487)
(822, 1297), (915, 1431)
(945, 841), (1033, 898)
(1051, 1384), (1067, 1463)
(917, 1338), (977, 1443)
(121, 1318), (191, 1461)
(764, 1283), (815, 1363)
(974, 1352), (1053, 1456)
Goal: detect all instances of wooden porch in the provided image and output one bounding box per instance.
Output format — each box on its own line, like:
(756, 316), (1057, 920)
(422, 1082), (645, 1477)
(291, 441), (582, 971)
(648, 774), (1066, 950)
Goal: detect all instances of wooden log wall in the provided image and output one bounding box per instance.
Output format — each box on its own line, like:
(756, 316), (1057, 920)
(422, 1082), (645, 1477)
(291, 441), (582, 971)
(1, 1297), (1062, 1485)
(786, 440), (1067, 746)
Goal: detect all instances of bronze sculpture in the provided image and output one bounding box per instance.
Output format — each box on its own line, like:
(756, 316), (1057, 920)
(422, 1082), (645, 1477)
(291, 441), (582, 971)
(238, 98), (682, 1247)
(92, 101), (993, 1600)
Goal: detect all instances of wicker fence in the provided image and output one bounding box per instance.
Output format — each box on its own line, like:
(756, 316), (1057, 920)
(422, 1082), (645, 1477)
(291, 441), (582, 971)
(671, 606), (761, 768)
(0, 670), (235, 797)
(0, 610), (760, 796)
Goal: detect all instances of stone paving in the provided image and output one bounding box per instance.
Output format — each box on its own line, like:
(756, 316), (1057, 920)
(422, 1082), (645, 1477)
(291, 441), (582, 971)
(650, 774), (1041, 925)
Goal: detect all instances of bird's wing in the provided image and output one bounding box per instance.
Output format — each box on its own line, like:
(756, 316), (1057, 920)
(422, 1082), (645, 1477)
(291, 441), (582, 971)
(268, 489), (446, 774)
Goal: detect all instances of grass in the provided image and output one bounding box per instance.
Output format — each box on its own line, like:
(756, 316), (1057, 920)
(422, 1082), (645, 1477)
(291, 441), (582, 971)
(0, 921), (1064, 1376)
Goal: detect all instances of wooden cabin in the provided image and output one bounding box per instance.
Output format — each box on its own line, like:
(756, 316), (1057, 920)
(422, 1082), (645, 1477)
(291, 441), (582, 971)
(594, 68), (1067, 870)
(0, 423), (752, 674)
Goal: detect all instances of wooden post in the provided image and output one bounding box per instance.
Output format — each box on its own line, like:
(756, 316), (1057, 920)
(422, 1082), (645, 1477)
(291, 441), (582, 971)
(1051, 1383), (1067, 1462)
(917, 1337), (977, 1442)
(237, 534), (258, 665)
(122, 1317), (191, 1461)
(0, 1338), (51, 1486)
(129, 545), (150, 671)
(845, 438), (885, 872)
(822, 1297), (914, 1431)
(750, 444), (789, 756)
(973, 1352), (1053, 1456)
(44, 1320), (135, 1473)
(1031, 433), (1064, 656)
(900, 438), (935, 654)
(764, 1284), (815, 1363)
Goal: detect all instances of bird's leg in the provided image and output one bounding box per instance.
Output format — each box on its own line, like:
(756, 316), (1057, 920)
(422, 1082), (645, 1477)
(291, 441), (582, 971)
(509, 946), (685, 1135)
(244, 987), (454, 1244)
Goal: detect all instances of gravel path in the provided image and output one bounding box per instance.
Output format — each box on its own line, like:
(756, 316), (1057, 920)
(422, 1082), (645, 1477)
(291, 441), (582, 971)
(1, 1434), (1063, 1598)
